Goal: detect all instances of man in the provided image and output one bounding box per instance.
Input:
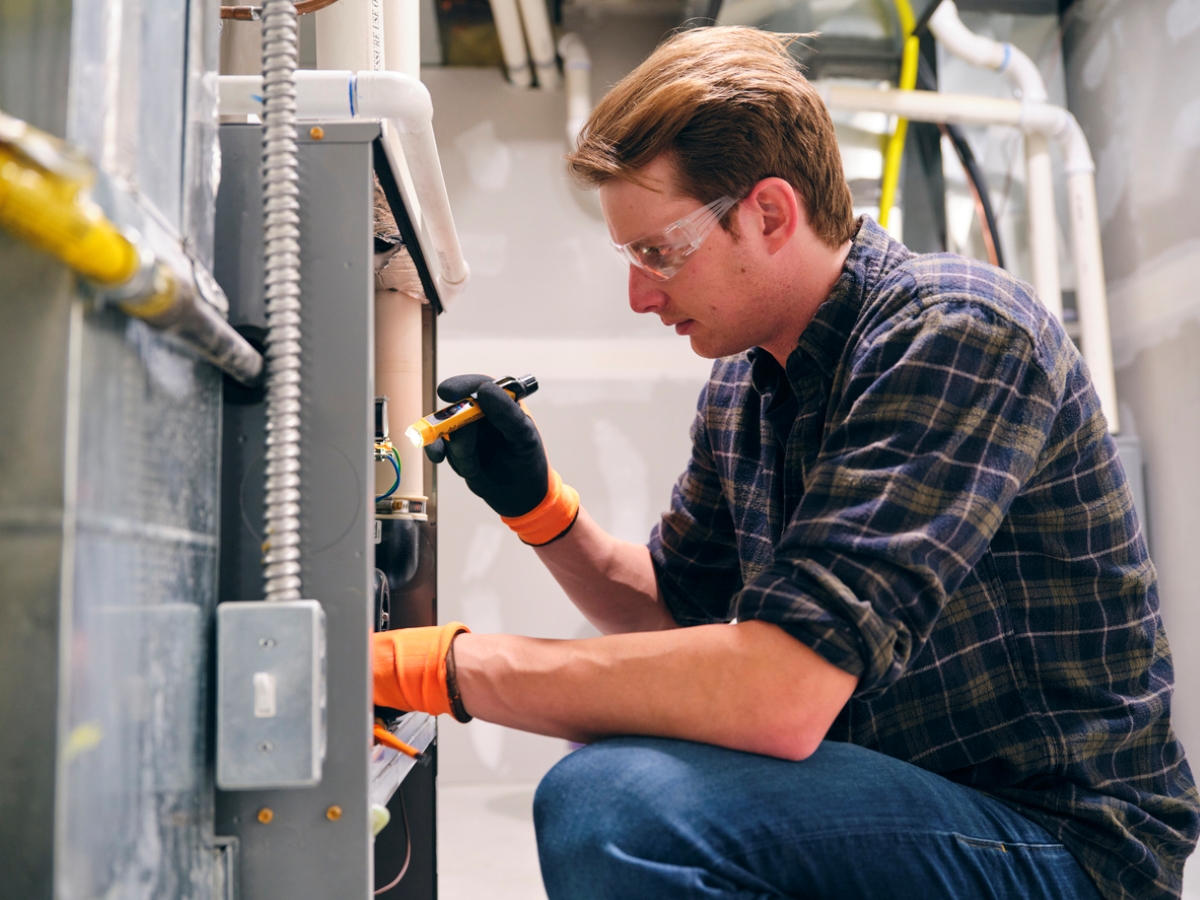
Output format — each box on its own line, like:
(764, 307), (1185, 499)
(373, 26), (1199, 900)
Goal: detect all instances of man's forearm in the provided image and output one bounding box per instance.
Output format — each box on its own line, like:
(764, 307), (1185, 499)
(452, 620), (858, 761)
(534, 506), (677, 634)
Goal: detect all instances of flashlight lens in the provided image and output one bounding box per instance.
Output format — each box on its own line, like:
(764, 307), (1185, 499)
(405, 425), (423, 448)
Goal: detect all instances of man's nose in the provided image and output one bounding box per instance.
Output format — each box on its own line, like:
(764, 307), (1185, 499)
(628, 268), (669, 315)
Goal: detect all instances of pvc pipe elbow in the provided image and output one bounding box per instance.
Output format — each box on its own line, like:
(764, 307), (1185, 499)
(1001, 49), (1048, 103)
(929, 1), (1006, 70)
(1019, 102), (1094, 174)
(437, 262), (470, 307)
(1059, 115), (1096, 176)
(558, 33), (591, 69)
(355, 71), (433, 133)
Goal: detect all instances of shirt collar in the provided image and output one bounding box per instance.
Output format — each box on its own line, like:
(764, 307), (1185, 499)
(748, 216), (904, 388)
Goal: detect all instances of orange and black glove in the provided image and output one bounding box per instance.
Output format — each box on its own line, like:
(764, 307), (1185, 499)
(425, 374), (579, 545)
(372, 622), (473, 722)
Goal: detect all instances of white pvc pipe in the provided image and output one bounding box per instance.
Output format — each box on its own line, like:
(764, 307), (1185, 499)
(516, 0), (559, 89)
(1024, 134), (1062, 320)
(356, 72), (470, 298)
(821, 83), (1023, 127)
(930, 0), (1059, 323)
(218, 70), (470, 305)
(382, 0), (421, 81)
(376, 284), (426, 499)
(315, 0), (385, 71)
(1067, 171), (1117, 436)
(928, 1), (1007, 72)
(817, 82), (1118, 433)
(558, 33), (591, 147)
(489, 0), (534, 88)
(378, 0), (425, 498)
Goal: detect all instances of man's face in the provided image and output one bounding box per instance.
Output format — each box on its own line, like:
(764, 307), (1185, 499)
(599, 157), (777, 360)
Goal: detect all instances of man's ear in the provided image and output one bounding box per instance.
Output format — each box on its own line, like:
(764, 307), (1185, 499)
(745, 177), (800, 253)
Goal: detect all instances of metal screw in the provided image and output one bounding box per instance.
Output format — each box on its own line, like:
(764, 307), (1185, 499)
(326, 805), (343, 821)
(257, 740), (273, 753)
(257, 808), (274, 824)
(310, 126), (325, 140)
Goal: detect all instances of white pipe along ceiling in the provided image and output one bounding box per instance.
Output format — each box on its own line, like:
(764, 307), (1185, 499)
(818, 81), (1119, 434)
(219, 70), (471, 305)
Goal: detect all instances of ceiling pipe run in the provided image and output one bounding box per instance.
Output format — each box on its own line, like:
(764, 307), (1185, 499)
(819, 82), (1118, 434)
(219, 70), (470, 305)
(928, 0), (1061, 324)
(558, 33), (591, 147)
(515, 0), (559, 89)
(489, 0), (534, 87)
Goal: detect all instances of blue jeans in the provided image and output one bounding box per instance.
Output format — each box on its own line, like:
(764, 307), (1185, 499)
(533, 738), (1102, 900)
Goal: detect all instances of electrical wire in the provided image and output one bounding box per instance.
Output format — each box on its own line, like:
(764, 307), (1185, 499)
(375, 445), (401, 502)
(374, 791), (412, 895)
(915, 55), (1006, 269)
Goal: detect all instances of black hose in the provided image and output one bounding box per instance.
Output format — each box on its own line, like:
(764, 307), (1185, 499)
(917, 55), (1007, 270)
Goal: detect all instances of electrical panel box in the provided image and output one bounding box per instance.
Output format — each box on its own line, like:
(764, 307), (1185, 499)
(216, 600), (327, 789)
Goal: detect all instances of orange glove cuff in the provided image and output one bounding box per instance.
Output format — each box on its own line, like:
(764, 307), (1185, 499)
(500, 469), (580, 546)
(372, 621), (470, 717)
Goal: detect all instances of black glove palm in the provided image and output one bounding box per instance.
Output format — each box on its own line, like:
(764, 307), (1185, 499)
(425, 374), (549, 518)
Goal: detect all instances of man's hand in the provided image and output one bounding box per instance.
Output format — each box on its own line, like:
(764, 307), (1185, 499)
(372, 622), (471, 719)
(426, 374), (550, 518)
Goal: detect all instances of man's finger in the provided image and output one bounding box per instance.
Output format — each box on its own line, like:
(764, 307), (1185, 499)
(444, 423), (481, 478)
(437, 373), (492, 403)
(424, 438), (447, 464)
(474, 381), (535, 443)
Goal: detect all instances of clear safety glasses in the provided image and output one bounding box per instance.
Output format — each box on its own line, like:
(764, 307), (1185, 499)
(611, 194), (742, 282)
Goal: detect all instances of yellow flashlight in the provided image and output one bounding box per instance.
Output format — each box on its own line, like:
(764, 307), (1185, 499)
(405, 374), (538, 448)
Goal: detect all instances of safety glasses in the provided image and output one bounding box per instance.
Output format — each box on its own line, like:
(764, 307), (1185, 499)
(611, 194), (742, 282)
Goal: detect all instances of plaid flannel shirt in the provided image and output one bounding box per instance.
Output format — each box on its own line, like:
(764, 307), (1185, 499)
(649, 218), (1200, 900)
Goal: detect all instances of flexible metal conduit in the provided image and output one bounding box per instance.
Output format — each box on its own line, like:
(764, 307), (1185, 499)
(260, 0), (305, 603)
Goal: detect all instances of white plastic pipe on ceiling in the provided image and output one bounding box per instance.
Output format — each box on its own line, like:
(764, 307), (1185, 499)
(558, 33), (591, 148)
(315, 0), (386, 71)
(380, 0), (428, 501)
(219, 70), (470, 306)
(489, 0), (534, 87)
(929, 0), (1062, 323)
(383, 0), (421, 80)
(516, 0), (559, 89)
(818, 81), (1119, 434)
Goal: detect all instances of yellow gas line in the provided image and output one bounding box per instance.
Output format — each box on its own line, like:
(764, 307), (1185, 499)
(0, 109), (263, 386)
(879, 0), (920, 232)
(0, 143), (139, 285)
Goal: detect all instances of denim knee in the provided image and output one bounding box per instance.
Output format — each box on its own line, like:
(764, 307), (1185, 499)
(533, 741), (611, 861)
(534, 738), (686, 894)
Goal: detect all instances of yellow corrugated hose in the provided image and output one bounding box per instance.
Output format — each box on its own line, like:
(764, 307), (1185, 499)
(878, 0), (920, 233)
(0, 127), (139, 286)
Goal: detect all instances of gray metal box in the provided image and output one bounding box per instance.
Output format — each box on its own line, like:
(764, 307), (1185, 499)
(217, 600), (327, 789)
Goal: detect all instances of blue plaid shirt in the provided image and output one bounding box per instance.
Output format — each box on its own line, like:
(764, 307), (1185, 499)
(649, 218), (1199, 899)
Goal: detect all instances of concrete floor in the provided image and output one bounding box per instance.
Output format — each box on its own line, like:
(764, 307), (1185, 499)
(438, 782), (548, 900)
